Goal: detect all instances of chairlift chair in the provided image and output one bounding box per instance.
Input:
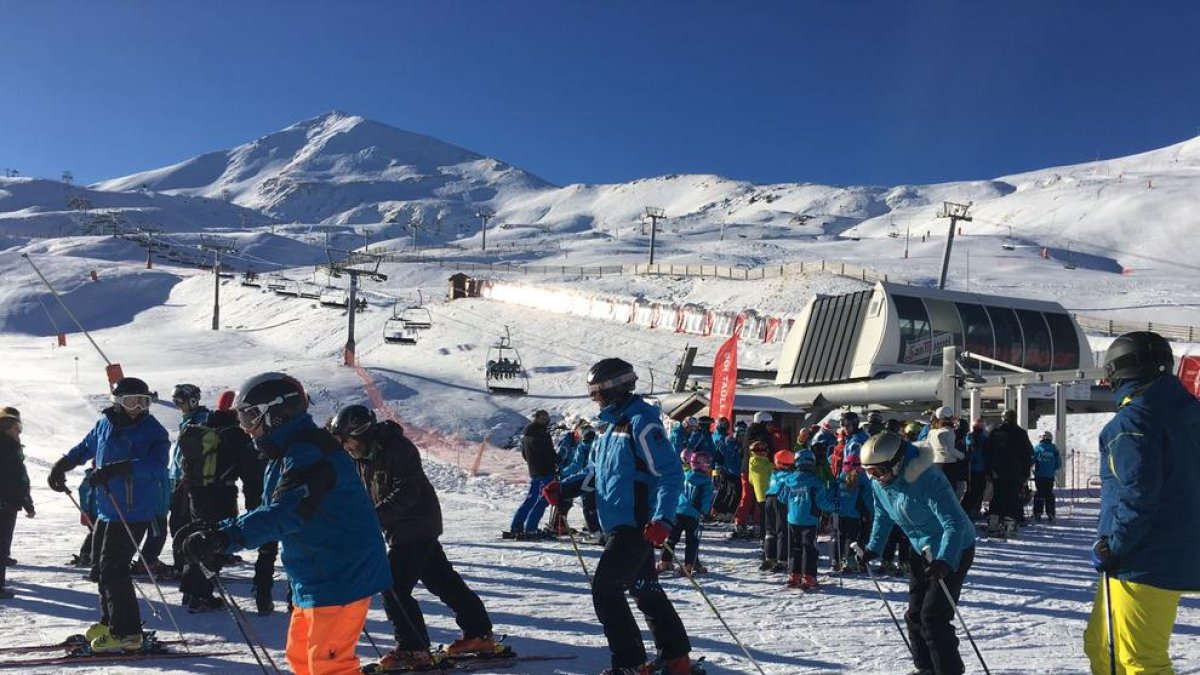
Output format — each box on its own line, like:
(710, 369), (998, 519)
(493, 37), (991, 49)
(485, 327), (530, 395)
(887, 223), (900, 239)
(383, 318), (419, 345)
(319, 288), (350, 309)
(399, 290), (433, 329)
(1002, 225), (1016, 251)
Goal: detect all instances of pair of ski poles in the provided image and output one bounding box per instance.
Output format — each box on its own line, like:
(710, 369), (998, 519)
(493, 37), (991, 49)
(850, 542), (990, 675)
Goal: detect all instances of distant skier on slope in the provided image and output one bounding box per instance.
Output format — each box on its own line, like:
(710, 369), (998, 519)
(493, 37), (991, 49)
(331, 404), (500, 672)
(1086, 332), (1200, 674)
(541, 358), (695, 675)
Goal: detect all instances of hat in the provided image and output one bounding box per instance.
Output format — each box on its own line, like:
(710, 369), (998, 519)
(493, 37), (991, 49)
(753, 411), (773, 424)
(0, 407), (20, 422)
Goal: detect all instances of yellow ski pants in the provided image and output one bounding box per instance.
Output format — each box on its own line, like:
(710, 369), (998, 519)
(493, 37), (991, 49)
(1083, 575), (1185, 675)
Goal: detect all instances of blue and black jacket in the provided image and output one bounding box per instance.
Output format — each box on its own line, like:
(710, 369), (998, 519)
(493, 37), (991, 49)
(65, 407), (170, 523)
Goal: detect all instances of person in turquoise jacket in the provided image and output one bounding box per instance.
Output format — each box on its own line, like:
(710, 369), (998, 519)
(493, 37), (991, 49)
(1085, 332), (1200, 675)
(1030, 432), (1062, 523)
(48, 377), (170, 653)
(857, 431), (976, 675)
(659, 451), (715, 575)
(180, 372), (391, 675)
(778, 449), (834, 590)
(833, 454), (872, 573)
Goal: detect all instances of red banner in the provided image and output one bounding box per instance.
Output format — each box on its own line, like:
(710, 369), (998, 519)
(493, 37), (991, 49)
(1178, 355), (1200, 399)
(709, 319), (743, 422)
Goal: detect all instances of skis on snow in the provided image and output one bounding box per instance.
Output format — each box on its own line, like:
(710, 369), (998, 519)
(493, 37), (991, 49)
(360, 653), (577, 673)
(0, 632), (236, 668)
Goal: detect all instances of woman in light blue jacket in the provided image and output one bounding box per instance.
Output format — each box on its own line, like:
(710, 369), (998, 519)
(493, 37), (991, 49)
(1031, 432), (1061, 523)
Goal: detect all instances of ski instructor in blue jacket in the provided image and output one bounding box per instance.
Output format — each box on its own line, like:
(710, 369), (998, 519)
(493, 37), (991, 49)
(181, 372), (391, 675)
(1086, 332), (1200, 674)
(542, 358), (694, 675)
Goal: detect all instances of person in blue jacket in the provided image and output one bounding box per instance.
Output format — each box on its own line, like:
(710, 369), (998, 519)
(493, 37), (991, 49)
(180, 372), (392, 675)
(659, 451), (714, 576)
(856, 431), (976, 675)
(1030, 431), (1062, 523)
(543, 358), (694, 675)
(833, 453), (873, 573)
(1085, 332), (1200, 674)
(711, 419), (743, 522)
(778, 448), (834, 591)
(759, 449), (794, 573)
(961, 418), (989, 521)
(48, 377), (170, 653)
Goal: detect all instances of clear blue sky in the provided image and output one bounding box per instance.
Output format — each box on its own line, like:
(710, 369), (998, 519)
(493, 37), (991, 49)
(3, 1), (1199, 188)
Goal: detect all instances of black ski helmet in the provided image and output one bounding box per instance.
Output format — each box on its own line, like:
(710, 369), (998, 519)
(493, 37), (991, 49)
(233, 372), (308, 432)
(112, 377), (151, 397)
(840, 410), (860, 429)
(172, 383), (201, 408)
(1104, 331), (1174, 389)
(587, 358), (637, 405)
(331, 404), (377, 440)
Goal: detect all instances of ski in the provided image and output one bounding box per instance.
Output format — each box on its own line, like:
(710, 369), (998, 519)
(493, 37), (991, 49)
(0, 648), (242, 668)
(362, 653), (577, 673)
(0, 632), (217, 654)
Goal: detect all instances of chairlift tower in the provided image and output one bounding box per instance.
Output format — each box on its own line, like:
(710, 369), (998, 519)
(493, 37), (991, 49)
(324, 249), (388, 366)
(199, 237), (238, 330)
(936, 201), (973, 290)
(644, 207), (666, 265)
(476, 208), (495, 252)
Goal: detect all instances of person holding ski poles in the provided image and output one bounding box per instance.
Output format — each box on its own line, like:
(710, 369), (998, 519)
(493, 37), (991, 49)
(855, 431), (976, 675)
(1085, 332), (1200, 674)
(541, 358), (694, 675)
(47, 377), (170, 653)
(180, 372), (392, 675)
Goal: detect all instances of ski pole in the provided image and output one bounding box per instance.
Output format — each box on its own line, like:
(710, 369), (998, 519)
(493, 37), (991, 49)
(564, 519), (592, 585)
(361, 626), (384, 659)
(921, 547), (990, 675)
(1103, 572), (1116, 675)
(851, 542), (913, 660)
(103, 488), (189, 650)
(660, 540), (768, 675)
(64, 489), (162, 619)
(200, 562), (281, 675)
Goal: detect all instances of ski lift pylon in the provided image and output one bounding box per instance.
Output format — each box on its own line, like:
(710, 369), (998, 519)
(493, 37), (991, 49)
(485, 326), (529, 395)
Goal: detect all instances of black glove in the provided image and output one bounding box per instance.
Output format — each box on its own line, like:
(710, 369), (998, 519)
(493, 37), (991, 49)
(183, 527), (230, 565)
(926, 559), (952, 580)
(1092, 537), (1118, 573)
(89, 460), (133, 488)
(48, 456), (76, 493)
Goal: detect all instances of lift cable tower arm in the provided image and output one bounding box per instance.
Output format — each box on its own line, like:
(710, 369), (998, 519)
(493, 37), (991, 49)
(936, 201), (973, 290)
(323, 248), (388, 366)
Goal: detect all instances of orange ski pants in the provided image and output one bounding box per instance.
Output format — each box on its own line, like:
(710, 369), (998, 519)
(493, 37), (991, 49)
(286, 596), (371, 675)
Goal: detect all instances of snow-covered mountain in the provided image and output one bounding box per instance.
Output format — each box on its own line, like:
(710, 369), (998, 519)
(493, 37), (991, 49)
(93, 111), (555, 226)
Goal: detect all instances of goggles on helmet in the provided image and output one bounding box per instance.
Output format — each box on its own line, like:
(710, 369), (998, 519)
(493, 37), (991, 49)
(113, 394), (151, 411)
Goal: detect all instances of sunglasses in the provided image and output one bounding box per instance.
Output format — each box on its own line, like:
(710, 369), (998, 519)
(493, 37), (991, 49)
(114, 394), (151, 411)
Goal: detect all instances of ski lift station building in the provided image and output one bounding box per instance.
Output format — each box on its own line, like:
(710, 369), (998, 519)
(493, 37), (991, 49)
(670, 281), (1112, 434)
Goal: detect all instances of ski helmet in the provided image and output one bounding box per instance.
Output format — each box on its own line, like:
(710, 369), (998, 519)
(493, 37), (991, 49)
(773, 449), (796, 470)
(1041, 431), (1053, 441)
(684, 416), (699, 429)
(795, 448), (816, 470)
(752, 411), (772, 424)
(697, 415), (713, 430)
(840, 411), (860, 429)
(1104, 331), (1174, 388)
(933, 406), (955, 420)
(112, 377), (150, 397)
(172, 383), (202, 408)
(860, 431), (905, 475)
(331, 404), (377, 440)
(233, 372), (307, 433)
(749, 440), (770, 456)
(734, 420), (748, 435)
(679, 448), (695, 466)
(690, 451), (713, 472)
(587, 358), (637, 405)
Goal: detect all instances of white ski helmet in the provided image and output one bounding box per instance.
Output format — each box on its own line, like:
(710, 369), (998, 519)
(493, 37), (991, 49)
(861, 431), (905, 471)
(933, 406), (955, 420)
(753, 411), (773, 424)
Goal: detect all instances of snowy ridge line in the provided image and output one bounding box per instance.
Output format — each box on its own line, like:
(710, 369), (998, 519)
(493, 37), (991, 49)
(477, 279), (795, 344)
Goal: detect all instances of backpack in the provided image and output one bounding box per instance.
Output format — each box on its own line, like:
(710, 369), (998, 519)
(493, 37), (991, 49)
(178, 412), (249, 488)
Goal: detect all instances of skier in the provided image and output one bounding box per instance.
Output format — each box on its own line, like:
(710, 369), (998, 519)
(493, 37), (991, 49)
(710, 418), (741, 522)
(180, 372), (392, 675)
(541, 358), (694, 675)
(838, 411), (869, 473)
(47, 377), (170, 652)
(0, 407), (34, 599)
(658, 451), (714, 576)
(832, 453), (871, 573)
(984, 409), (1033, 537)
(1085, 331), (1200, 674)
(1030, 431), (1061, 523)
(961, 418), (989, 521)
(778, 449), (832, 590)
(926, 407), (966, 499)
(759, 448), (793, 573)
(504, 409), (557, 540)
(856, 431), (976, 675)
(331, 405), (499, 671)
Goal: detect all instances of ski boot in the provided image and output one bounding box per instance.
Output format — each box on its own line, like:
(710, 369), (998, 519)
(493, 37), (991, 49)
(878, 560), (896, 574)
(84, 622), (111, 643)
(187, 595), (225, 614)
(600, 666), (652, 675)
(501, 529), (522, 540)
(1004, 518), (1019, 539)
(374, 648), (436, 672)
(254, 584), (274, 616)
(4, 557), (15, 566)
(657, 654), (697, 674)
(786, 572), (803, 588)
(89, 630), (144, 653)
(656, 559), (675, 573)
(800, 574), (820, 591)
(446, 633), (511, 658)
(770, 561), (787, 574)
(758, 558), (773, 572)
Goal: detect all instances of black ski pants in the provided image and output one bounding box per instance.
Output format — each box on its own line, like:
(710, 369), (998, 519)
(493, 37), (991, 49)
(382, 538), (492, 651)
(177, 486), (238, 601)
(0, 507), (16, 589)
(989, 478), (1024, 523)
(662, 514), (700, 567)
(905, 546), (975, 675)
(1033, 477), (1056, 519)
(788, 524), (818, 576)
(139, 515), (168, 563)
(962, 472), (988, 518)
(92, 518), (149, 636)
(582, 492), (601, 533)
(762, 496), (788, 563)
(592, 527), (690, 670)
(835, 516), (861, 568)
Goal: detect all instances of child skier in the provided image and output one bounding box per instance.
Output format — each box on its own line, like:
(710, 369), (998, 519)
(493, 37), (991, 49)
(780, 449), (833, 590)
(659, 451), (715, 576)
(760, 449), (794, 573)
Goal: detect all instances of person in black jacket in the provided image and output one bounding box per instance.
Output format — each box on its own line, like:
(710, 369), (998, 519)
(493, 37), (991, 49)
(504, 409), (557, 540)
(984, 409), (1034, 537)
(0, 407), (34, 599)
(331, 406), (498, 672)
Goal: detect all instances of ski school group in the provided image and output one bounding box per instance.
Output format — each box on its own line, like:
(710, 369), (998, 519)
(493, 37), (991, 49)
(0, 331), (1197, 675)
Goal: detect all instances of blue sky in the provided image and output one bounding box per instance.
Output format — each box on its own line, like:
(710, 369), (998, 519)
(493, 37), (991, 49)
(3, 1), (1199, 188)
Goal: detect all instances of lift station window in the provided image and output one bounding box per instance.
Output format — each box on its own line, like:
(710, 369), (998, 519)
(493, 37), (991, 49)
(1044, 312), (1082, 370)
(985, 306), (1024, 369)
(1016, 309), (1053, 371)
(925, 299), (965, 367)
(895, 295), (933, 365)
(956, 302), (996, 363)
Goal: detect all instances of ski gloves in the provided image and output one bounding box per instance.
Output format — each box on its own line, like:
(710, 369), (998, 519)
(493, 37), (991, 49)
(1091, 537), (1118, 573)
(925, 560), (952, 580)
(643, 520), (672, 547)
(541, 480), (561, 507)
(47, 456), (77, 493)
(183, 527), (230, 565)
(89, 460), (133, 488)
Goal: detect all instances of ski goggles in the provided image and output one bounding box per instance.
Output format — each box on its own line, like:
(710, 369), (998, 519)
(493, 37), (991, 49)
(113, 394), (151, 411)
(235, 392), (296, 429)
